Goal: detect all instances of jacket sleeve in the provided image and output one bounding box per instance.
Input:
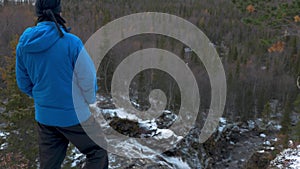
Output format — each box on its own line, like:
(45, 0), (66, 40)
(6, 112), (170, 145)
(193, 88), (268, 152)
(15, 45), (33, 97)
(73, 40), (98, 104)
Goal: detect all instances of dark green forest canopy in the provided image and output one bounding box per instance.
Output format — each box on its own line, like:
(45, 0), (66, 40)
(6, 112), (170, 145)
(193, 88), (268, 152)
(0, 0), (299, 127)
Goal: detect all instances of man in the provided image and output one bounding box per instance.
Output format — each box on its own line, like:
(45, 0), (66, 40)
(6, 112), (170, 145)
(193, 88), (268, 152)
(15, 0), (108, 168)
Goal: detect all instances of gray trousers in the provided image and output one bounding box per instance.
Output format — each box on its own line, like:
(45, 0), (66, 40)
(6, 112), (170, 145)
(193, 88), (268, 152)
(37, 116), (108, 169)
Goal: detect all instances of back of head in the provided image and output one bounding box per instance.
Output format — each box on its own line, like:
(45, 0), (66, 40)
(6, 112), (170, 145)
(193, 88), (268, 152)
(35, 0), (62, 17)
(35, 0), (68, 37)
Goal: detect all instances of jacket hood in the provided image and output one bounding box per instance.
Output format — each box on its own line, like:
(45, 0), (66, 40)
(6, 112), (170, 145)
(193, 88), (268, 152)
(19, 21), (62, 53)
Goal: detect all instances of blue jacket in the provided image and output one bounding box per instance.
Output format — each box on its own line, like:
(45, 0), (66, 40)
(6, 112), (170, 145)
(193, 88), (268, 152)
(16, 21), (97, 127)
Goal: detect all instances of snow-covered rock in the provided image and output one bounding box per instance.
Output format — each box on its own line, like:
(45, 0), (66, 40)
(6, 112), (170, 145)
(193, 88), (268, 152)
(0, 131), (9, 139)
(260, 133), (267, 138)
(270, 145), (300, 169)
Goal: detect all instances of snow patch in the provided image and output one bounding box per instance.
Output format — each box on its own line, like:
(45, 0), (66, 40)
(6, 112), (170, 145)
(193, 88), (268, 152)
(160, 156), (191, 169)
(260, 133), (266, 138)
(70, 147), (84, 168)
(102, 108), (141, 121)
(270, 145), (300, 169)
(154, 129), (183, 140)
(0, 142), (8, 150)
(0, 131), (9, 139)
(218, 117), (227, 132)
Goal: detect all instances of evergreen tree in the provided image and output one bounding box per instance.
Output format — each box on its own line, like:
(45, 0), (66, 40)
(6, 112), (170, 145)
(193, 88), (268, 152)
(262, 101), (272, 122)
(0, 35), (37, 168)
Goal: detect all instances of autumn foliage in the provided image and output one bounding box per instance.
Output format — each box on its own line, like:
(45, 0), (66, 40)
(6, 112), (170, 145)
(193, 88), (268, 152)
(268, 41), (285, 53)
(246, 5), (255, 13)
(294, 15), (300, 22)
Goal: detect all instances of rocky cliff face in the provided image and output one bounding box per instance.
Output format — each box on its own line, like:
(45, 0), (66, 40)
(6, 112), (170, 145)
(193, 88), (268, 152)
(67, 96), (284, 169)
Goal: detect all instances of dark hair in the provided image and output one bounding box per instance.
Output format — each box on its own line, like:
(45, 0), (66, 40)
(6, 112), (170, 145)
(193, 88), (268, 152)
(35, 0), (69, 37)
(36, 10), (69, 37)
